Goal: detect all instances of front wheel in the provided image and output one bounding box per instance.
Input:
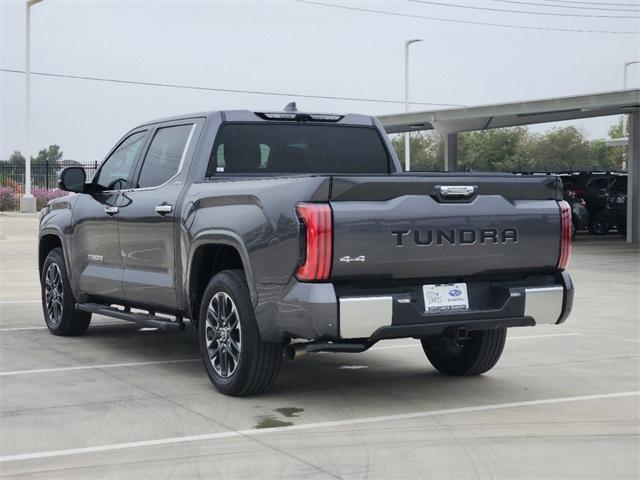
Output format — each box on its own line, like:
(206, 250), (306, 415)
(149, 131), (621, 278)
(199, 270), (282, 396)
(421, 328), (506, 376)
(41, 247), (91, 336)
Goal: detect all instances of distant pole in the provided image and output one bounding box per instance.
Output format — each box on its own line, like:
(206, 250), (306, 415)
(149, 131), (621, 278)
(622, 61), (639, 139)
(22, 0), (44, 212)
(624, 61), (639, 90)
(404, 39), (422, 172)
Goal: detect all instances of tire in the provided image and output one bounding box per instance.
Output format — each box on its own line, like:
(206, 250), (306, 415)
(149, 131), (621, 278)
(420, 328), (506, 376)
(588, 210), (609, 235)
(41, 247), (91, 336)
(199, 270), (282, 396)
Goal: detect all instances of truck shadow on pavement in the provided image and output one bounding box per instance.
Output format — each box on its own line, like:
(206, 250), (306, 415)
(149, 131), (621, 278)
(78, 321), (501, 401)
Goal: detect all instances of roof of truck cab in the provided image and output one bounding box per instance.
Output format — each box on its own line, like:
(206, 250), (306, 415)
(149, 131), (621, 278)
(137, 110), (375, 127)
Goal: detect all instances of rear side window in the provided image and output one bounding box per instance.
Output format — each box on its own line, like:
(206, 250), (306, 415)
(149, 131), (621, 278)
(208, 123), (390, 175)
(137, 124), (193, 188)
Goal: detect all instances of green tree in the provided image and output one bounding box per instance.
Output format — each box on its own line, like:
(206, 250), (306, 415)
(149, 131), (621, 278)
(533, 127), (590, 171)
(458, 127), (530, 172)
(390, 132), (444, 171)
(7, 151), (25, 166)
(33, 145), (63, 167)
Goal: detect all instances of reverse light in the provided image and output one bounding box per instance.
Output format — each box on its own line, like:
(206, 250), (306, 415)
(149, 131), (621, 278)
(557, 200), (572, 271)
(296, 203), (332, 281)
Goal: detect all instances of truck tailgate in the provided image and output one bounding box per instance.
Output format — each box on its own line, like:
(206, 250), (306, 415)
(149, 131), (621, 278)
(329, 174), (562, 280)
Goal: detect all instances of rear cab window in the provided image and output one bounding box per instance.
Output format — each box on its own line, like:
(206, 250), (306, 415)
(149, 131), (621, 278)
(207, 123), (390, 176)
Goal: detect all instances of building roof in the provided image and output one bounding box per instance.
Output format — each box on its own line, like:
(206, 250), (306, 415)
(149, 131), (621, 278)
(378, 89), (640, 134)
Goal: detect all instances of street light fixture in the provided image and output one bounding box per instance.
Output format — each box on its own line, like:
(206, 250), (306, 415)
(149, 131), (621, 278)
(624, 61), (639, 90)
(20, 0), (44, 213)
(404, 39), (422, 172)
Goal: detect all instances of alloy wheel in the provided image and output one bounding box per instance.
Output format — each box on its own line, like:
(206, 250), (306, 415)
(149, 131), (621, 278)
(205, 291), (242, 378)
(44, 263), (64, 327)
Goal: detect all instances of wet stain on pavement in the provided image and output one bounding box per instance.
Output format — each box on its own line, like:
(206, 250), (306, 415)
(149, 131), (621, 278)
(274, 407), (304, 418)
(253, 407), (305, 429)
(254, 415), (294, 429)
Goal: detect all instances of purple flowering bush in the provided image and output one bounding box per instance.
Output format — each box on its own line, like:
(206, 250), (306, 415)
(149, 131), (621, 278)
(32, 188), (67, 210)
(0, 187), (17, 211)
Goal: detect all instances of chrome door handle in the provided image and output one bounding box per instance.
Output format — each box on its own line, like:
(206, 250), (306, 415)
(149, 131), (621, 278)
(155, 204), (173, 215)
(104, 206), (119, 215)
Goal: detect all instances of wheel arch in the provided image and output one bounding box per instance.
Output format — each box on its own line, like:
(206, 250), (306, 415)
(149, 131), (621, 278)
(186, 232), (257, 327)
(39, 230), (66, 280)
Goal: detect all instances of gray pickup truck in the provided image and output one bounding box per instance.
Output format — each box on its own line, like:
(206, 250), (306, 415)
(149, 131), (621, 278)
(39, 106), (574, 396)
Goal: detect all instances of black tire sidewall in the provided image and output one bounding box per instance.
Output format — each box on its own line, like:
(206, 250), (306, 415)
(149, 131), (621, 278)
(421, 328), (506, 376)
(198, 271), (260, 396)
(41, 248), (87, 335)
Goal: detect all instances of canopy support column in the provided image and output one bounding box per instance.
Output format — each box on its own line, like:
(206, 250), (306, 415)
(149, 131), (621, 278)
(444, 133), (458, 172)
(627, 111), (639, 245)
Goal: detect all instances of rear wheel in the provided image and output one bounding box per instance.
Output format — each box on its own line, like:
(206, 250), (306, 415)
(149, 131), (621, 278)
(41, 247), (91, 336)
(421, 328), (506, 376)
(199, 270), (282, 396)
(589, 210), (609, 235)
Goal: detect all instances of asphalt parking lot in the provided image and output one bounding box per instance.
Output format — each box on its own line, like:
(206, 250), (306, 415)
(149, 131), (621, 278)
(0, 213), (638, 479)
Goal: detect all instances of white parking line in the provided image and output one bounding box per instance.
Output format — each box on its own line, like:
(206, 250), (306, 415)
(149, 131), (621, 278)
(0, 390), (636, 463)
(0, 322), (126, 332)
(509, 333), (582, 340)
(0, 359), (199, 377)
(0, 300), (40, 304)
(373, 332), (581, 350)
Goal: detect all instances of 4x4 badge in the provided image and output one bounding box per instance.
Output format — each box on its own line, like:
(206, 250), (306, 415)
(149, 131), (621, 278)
(340, 255), (366, 263)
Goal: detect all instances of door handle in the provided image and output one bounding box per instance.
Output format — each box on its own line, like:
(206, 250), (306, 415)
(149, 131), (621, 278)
(155, 204), (173, 215)
(104, 206), (119, 215)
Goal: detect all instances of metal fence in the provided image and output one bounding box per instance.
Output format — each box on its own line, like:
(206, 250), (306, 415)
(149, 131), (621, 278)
(0, 161), (99, 211)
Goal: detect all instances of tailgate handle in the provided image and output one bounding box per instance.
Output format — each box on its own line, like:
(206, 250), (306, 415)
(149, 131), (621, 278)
(437, 185), (476, 199)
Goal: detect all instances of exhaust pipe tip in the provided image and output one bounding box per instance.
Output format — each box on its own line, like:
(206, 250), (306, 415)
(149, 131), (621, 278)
(284, 345), (296, 361)
(284, 343), (307, 361)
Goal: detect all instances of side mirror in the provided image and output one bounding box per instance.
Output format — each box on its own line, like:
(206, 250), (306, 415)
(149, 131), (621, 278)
(58, 167), (87, 193)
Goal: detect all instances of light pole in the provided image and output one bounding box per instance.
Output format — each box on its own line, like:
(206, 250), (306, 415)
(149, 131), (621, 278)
(621, 61), (639, 139)
(404, 39), (422, 172)
(21, 0), (44, 213)
(624, 61), (639, 90)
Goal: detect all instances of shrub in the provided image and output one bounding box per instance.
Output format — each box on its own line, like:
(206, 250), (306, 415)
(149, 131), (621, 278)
(0, 187), (17, 211)
(32, 188), (67, 210)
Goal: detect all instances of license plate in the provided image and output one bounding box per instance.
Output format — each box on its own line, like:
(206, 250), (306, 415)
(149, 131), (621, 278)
(423, 283), (469, 312)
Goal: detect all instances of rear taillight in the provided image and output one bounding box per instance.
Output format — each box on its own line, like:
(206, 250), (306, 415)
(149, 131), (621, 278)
(295, 203), (332, 281)
(558, 200), (572, 271)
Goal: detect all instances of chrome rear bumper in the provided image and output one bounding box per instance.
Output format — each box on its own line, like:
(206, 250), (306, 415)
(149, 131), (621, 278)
(338, 274), (573, 339)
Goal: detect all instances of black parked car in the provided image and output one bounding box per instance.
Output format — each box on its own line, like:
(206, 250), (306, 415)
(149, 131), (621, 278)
(562, 184), (589, 238)
(604, 176), (628, 236)
(561, 172), (624, 234)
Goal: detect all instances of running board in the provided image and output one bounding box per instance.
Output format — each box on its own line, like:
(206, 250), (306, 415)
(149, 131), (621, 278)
(75, 303), (185, 331)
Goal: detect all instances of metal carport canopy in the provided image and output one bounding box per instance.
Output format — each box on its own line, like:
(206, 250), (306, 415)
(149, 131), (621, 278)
(377, 89), (639, 134)
(376, 89), (640, 245)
